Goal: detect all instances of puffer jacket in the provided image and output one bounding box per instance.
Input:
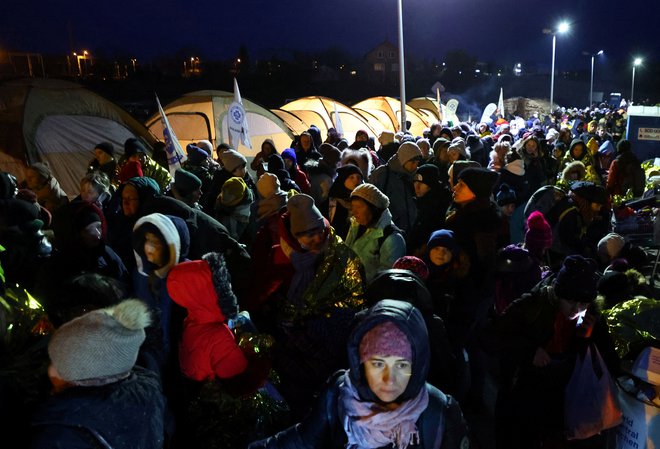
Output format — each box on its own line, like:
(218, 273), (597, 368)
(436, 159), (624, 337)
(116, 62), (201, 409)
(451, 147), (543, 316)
(368, 155), (417, 232)
(248, 300), (470, 449)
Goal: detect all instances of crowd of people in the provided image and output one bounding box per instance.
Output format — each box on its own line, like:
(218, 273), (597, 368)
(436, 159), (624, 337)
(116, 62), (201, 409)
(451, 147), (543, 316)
(0, 103), (658, 449)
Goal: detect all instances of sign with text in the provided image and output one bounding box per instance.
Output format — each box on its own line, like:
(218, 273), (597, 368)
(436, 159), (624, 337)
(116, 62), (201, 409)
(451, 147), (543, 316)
(638, 127), (660, 141)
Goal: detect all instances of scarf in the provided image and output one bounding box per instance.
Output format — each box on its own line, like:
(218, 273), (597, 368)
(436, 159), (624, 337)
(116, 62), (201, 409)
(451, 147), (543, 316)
(287, 249), (321, 308)
(257, 192), (287, 221)
(339, 372), (429, 449)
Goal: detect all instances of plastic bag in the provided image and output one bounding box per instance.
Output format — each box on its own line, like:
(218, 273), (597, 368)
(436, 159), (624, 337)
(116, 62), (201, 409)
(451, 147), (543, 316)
(565, 345), (623, 440)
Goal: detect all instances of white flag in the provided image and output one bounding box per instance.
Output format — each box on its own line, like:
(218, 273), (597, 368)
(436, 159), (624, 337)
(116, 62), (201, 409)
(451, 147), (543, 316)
(228, 78), (252, 149)
(156, 94), (186, 175)
(481, 103), (497, 124)
(498, 87), (505, 118)
(436, 87), (443, 122)
(333, 102), (344, 137)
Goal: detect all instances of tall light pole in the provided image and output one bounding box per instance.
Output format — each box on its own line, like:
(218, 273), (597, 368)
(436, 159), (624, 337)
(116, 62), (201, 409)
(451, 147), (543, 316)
(631, 57), (643, 105)
(397, 0), (407, 132)
(583, 49), (604, 107)
(544, 21), (569, 115)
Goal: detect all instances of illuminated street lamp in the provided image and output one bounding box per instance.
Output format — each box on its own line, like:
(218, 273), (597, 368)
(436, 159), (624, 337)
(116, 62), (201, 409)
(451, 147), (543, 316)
(543, 21), (570, 114)
(582, 49), (603, 107)
(396, 0), (406, 132)
(630, 57), (643, 105)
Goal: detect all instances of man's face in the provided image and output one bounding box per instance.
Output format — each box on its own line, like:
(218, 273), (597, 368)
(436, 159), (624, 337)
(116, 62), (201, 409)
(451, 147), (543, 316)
(403, 158), (421, 173)
(452, 180), (475, 204)
(232, 164), (247, 178)
(121, 184), (140, 217)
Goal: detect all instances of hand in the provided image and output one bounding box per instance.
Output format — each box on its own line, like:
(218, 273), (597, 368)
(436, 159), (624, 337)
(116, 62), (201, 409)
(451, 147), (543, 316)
(279, 237), (294, 260)
(576, 313), (596, 339)
(532, 347), (551, 367)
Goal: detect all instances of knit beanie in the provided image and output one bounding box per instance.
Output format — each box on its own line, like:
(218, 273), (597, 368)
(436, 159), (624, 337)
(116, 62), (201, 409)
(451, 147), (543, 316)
(617, 139), (631, 154)
(379, 130), (395, 146)
(392, 256), (429, 281)
(495, 183), (517, 206)
(396, 142), (423, 165)
(48, 299), (151, 383)
(447, 137), (468, 159)
(219, 149), (247, 173)
(448, 160), (480, 186)
(459, 167), (499, 199)
(319, 143), (341, 167)
(597, 232), (626, 261)
(174, 168), (202, 195)
(288, 194), (325, 235)
(195, 140), (214, 155)
(28, 162), (52, 181)
(281, 148), (297, 164)
(351, 183), (390, 210)
(257, 172), (282, 199)
(124, 138), (148, 158)
(73, 202), (103, 234)
(413, 164), (440, 186)
(524, 211), (553, 258)
(598, 140), (615, 156)
(185, 144), (209, 165)
(95, 142), (114, 157)
(220, 177), (248, 207)
(554, 255), (599, 303)
(336, 163), (364, 181)
(432, 137), (450, 153)
(119, 160), (143, 183)
(570, 181), (607, 205)
(359, 321), (412, 363)
(426, 229), (460, 260)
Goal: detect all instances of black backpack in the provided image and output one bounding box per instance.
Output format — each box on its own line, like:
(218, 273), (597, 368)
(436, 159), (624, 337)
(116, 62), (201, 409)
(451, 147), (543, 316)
(375, 224), (405, 256)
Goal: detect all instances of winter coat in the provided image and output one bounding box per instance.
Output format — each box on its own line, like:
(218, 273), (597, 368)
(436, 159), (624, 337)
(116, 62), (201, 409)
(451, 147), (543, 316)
(303, 159), (335, 216)
(30, 367), (165, 449)
(606, 150), (643, 197)
(368, 155), (417, 232)
(166, 259), (248, 381)
(32, 176), (69, 215)
(344, 209), (406, 282)
(249, 300), (470, 449)
(407, 187), (452, 256)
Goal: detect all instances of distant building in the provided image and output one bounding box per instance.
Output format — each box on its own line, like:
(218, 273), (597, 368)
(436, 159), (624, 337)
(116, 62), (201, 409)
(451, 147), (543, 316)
(364, 40), (399, 84)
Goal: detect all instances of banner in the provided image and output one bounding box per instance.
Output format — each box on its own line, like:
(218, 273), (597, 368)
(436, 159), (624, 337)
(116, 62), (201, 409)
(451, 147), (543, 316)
(156, 94), (186, 175)
(445, 99), (460, 126)
(333, 102), (344, 137)
(481, 103), (497, 124)
(228, 78), (252, 150)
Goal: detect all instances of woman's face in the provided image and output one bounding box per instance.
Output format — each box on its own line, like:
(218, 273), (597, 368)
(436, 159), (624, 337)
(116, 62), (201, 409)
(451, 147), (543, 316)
(295, 226), (326, 252)
(121, 184), (140, 217)
(232, 164), (247, 179)
(452, 180), (475, 204)
(80, 182), (100, 203)
(300, 135), (312, 151)
(429, 246), (452, 266)
(571, 144), (585, 159)
(414, 181), (431, 198)
(524, 139), (538, 157)
(351, 198), (374, 227)
(144, 231), (166, 267)
(499, 203), (515, 217)
(25, 169), (44, 190)
(343, 173), (363, 191)
(364, 355), (412, 404)
(447, 149), (460, 163)
(284, 158), (294, 170)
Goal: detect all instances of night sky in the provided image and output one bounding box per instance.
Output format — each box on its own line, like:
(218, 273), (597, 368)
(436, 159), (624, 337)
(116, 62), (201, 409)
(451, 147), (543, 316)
(2, 0), (659, 70)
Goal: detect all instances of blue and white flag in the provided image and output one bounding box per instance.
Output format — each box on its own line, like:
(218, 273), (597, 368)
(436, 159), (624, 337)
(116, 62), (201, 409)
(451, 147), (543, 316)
(156, 94), (186, 175)
(228, 78), (252, 149)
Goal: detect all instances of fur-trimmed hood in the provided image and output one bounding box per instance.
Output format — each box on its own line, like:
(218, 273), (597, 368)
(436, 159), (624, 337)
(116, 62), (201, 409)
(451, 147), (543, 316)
(340, 148), (373, 179)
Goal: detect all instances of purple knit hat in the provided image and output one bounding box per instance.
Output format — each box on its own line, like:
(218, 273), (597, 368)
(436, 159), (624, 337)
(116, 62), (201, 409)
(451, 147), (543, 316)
(359, 321), (412, 363)
(392, 256), (429, 280)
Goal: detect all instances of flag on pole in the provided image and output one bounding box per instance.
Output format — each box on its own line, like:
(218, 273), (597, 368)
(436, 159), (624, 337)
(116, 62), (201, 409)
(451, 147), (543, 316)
(498, 87), (505, 118)
(436, 87), (443, 122)
(156, 94), (186, 175)
(228, 78), (252, 150)
(333, 102), (344, 137)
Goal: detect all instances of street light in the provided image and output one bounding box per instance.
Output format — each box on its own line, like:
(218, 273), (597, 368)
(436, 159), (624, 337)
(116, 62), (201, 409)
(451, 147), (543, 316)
(396, 0), (407, 132)
(631, 57), (643, 105)
(582, 50), (603, 107)
(544, 21), (570, 114)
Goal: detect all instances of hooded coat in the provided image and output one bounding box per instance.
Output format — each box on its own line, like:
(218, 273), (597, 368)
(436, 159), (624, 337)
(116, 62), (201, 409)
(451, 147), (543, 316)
(248, 300), (469, 449)
(368, 154), (417, 232)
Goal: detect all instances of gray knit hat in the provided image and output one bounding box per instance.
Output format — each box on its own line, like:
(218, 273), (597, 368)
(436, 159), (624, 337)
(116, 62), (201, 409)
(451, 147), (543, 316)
(288, 194), (325, 235)
(48, 299), (151, 384)
(351, 182), (390, 210)
(396, 142), (423, 165)
(447, 137), (468, 159)
(219, 149), (247, 172)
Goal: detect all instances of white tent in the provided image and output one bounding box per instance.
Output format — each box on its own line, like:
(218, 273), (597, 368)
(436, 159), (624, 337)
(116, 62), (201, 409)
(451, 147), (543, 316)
(145, 90), (294, 157)
(353, 96), (431, 137)
(0, 78), (156, 197)
(279, 96), (380, 141)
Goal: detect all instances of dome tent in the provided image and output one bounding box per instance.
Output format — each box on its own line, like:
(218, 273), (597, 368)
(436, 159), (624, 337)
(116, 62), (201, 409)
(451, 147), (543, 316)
(353, 96), (431, 137)
(0, 78), (156, 197)
(145, 90), (294, 158)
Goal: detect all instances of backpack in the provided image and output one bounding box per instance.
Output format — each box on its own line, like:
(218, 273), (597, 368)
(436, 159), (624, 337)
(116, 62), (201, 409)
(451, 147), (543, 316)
(524, 185), (567, 219)
(375, 224), (404, 256)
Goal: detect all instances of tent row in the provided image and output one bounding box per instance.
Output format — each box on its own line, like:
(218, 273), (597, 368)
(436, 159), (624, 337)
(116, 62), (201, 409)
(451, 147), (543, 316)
(0, 78), (446, 196)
